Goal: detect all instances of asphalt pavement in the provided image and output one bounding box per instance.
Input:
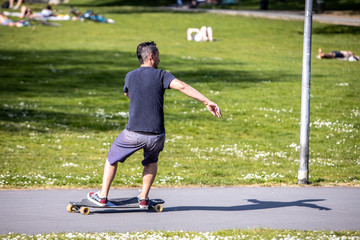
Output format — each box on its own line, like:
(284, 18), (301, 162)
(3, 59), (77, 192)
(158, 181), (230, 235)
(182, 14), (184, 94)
(0, 187), (359, 234)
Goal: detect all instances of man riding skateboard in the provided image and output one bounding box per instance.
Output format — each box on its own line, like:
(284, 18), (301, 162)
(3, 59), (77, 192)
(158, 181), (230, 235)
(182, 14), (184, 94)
(88, 41), (222, 208)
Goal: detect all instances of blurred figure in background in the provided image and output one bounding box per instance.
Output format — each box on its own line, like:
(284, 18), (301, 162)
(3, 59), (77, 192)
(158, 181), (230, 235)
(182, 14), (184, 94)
(9, 0), (22, 9)
(191, 0), (217, 8)
(318, 48), (359, 61)
(0, 12), (25, 27)
(20, 4), (54, 19)
(176, 0), (183, 7)
(1, 0), (23, 10)
(187, 26), (214, 42)
(70, 6), (115, 23)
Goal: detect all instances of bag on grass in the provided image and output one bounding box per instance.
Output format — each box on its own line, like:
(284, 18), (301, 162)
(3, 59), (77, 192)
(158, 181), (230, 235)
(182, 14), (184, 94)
(1, 1), (10, 9)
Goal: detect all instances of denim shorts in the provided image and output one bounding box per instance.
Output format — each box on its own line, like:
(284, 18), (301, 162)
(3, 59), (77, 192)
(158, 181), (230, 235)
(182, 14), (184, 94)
(107, 129), (165, 166)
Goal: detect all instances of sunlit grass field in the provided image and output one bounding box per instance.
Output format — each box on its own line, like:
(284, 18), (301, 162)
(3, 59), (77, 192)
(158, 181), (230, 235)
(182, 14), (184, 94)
(0, 4), (359, 188)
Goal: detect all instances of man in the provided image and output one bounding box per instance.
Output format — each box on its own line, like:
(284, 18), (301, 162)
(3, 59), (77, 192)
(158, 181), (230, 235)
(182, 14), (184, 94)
(88, 41), (222, 208)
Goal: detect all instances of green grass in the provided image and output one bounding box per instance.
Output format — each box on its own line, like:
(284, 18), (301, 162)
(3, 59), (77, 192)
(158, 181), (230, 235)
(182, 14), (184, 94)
(1, 229), (359, 239)
(0, 4), (359, 188)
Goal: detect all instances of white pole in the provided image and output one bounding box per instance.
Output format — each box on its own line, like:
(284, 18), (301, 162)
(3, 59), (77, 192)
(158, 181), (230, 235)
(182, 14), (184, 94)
(298, 0), (313, 184)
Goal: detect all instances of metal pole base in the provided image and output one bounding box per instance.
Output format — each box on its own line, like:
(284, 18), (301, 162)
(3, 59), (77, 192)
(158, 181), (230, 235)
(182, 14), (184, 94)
(298, 179), (309, 184)
(297, 170), (309, 184)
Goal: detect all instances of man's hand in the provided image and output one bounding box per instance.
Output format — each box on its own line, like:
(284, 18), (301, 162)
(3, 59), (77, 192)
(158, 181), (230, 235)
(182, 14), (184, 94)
(169, 79), (222, 118)
(206, 101), (222, 118)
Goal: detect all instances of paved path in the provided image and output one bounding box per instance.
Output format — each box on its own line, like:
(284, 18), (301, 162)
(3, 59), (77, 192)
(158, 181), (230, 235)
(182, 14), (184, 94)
(162, 7), (360, 26)
(0, 187), (359, 234)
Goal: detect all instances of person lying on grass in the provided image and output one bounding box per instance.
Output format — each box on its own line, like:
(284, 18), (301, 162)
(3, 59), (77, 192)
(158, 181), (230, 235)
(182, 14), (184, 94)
(317, 48), (359, 61)
(187, 26), (214, 42)
(87, 41), (222, 209)
(0, 12), (25, 27)
(20, 5), (54, 19)
(70, 6), (114, 23)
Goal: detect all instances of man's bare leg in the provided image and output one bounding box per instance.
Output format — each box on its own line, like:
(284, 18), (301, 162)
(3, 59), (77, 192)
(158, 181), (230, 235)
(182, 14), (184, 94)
(340, 50), (353, 59)
(199, 26), (208, 41)
(139, 162), (158, 199)
(98, 160), (118, 198)
(9, 0), (14, 8)
(20, 6), (27, 18)
(207, 27), (213, 41)
(318, 48), (325, 58)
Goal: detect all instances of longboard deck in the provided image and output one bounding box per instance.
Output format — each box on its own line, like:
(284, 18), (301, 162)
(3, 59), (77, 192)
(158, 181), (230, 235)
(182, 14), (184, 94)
(67, 197), (165, 214)
(71, 197), (164, 208)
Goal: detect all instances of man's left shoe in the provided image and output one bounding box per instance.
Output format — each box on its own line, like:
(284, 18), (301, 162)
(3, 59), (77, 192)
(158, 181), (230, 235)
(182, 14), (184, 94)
(138, 197), (149, 209)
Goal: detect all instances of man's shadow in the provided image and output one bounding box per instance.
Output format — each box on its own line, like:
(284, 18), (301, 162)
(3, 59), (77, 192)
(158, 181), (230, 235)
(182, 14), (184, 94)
(164, 199), (331, 212)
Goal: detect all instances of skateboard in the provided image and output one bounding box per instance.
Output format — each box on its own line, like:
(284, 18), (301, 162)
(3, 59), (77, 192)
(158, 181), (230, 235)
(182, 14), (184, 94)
(67, 197), (164, 215)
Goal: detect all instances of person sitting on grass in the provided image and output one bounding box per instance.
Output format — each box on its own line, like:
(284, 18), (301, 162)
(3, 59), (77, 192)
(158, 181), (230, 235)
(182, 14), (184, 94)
(0, 12), (25, 27)
(1, 0), (23, 10)
(317, 48), (359, 61)
(187, 26), (214, 42)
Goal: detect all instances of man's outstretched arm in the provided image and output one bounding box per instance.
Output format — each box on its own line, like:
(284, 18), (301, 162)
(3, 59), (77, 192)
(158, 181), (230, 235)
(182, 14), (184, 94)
(169, 78), (222, 118)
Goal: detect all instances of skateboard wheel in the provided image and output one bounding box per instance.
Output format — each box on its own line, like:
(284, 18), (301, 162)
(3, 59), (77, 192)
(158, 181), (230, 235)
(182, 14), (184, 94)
(154, 204), (163, 212)
(67, 204), (76, 213)
(80, 206), (90, 215)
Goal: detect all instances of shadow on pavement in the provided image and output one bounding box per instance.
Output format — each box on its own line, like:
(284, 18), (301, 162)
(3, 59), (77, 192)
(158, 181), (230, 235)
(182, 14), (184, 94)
(164, 199), (332, 212)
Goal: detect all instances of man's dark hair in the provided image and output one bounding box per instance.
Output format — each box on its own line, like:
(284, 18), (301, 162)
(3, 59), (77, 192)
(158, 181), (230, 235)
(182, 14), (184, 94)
(137, 41), (158, 64)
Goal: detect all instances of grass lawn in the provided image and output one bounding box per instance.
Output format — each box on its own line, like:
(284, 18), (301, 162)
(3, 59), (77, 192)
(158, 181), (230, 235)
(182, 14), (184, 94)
(0, 3), (359, 189)
(1, 229), (359, 239)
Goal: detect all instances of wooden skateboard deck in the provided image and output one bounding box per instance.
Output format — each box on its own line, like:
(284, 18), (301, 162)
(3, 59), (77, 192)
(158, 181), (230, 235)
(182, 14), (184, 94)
(67, 197), (164, 215)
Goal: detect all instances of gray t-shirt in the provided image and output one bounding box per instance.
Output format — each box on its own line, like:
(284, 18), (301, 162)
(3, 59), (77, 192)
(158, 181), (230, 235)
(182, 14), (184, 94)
(123, 66), (175, 134)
